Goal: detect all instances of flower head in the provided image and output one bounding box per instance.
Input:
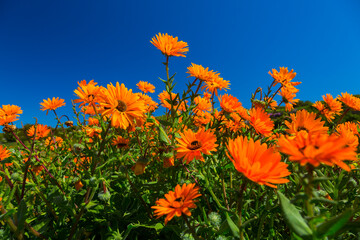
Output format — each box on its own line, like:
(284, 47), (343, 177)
(100, 82), (146, 129)
(0, 105), (22, 125)
(226, 136), (290, 188)
(219, 94), (242, 113)
(0, 145), (11, 161)
(249, 107), (274, 137)
(27, 124), (51, 140)
(285, 109), (328, 135)
(152, 183), (201, 224)
(176, 128), (218, 164)
(40, 97), (66, 115)
(337, 92), (360, 111)
(150, 33), (188, 57)
(278, 131), (357, 171)
(136, 81), (155, 93)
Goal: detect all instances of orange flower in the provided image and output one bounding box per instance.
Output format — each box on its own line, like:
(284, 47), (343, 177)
(336, 123), (359, 149)
(137, 81), (155, 93)
(278, 131), (357, 171)
(112, 136), (129, 148)
(337, 92), (360, 111)
(137, 93), (158, 112)
(74, 80), (102, 108)
(285, 109), (328, 135)
(264, 97), (278, 110)
(313, 94), (342, 122)
(193, 96), (211, 113)
(100, 82), (146, 129)
(152, 183), (201, 224)
(278, 88), (299, 111)
(87, 117), (99, 126)
(227, 136), (290, 188)
(249, 107), (274, 137)
(158, 91), (187, 112)
(0, 105), (22, 125)
(150, 33), (188, 57)
(203, 75), (230, 96)
(163, 157), (175, 168)
(187, 63), (217, 82)
(219, 94), (242, 113)
(176, 128), (217, 164)
(40, 97), (65, 115)
(27, 124), (51, 140)
(75, 180), (84, 191)
(0, 145), (11, 161)
(268, 67), (300, 92)
(85, 126), (102, 138)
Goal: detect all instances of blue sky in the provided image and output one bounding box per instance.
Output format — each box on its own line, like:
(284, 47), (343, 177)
(1, 0), (360, 128)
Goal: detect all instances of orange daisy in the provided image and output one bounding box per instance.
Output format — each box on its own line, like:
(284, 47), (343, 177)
(219, 94), (242, 113)
(268, 67), (300, 92)
(313, 94), (342, 122)
(284, 109), (328, 135)
(136, 81), (155, 93)
(137, 93), (158, 112)
(74, 80), (103, 108)
(100, 82), (146, 129)
(187, 63), (216, 82)
(87, 117), (99, 126)
(0, 105), (23, 125)
(337, 92), (360, 111)
(336, 123), (359, 149)
(203, 75), (230, 96)
(278, 131), (357, 171)
(193, 96), (211, 113)
(249, 107), (274, 137)
(112, 136), (129, 149)
(0, 145), (11, 161)
(152, 183), (201, 224)
(158, 91), (187, 112)
(226, 136), (290, 188)
(40, 97), (66, 115)
(150, 33), (189, 57)
(45, 136), (63, 150)
(27, 124), (51, 140)
(176, 128), (218, 164)
(278, 88), (299, 111)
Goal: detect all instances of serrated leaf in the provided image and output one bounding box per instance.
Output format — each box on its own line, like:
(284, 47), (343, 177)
(316, 209), (353, 238)
(278, 191), (313, 239)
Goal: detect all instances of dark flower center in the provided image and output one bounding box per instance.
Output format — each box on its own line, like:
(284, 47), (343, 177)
(297, 126), (308, 132)
(116, 143), (128, 148)
(87, 94), (95, 101)
(116, 100), (127, 112)
(188, 140), (202, 150)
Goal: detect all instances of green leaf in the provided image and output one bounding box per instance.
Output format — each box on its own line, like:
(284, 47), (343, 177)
(225, 212), (240, 238)
(316, 209), (353, 238)
(158, 125), (171, 145)
(277, 191), (313, 239)
(15, 200), (27, 234)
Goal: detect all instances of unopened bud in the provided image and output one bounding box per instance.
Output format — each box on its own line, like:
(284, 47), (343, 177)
(65, 121), (74, 127)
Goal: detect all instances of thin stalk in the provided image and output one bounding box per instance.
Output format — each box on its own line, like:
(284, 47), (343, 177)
(183, 215), (201, 240)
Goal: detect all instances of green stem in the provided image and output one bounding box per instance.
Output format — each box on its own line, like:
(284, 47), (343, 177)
(183, 215), (201, 240)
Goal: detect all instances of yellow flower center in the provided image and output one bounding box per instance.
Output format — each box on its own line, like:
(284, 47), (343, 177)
(116, 100), (127, 112)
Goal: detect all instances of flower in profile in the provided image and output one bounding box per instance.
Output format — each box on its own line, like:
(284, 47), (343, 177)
(278, 88), (299, 111)
(203, 75), (230, 96)
(193, 96), (211, 114)
(176, 128), (218, 164)
(264, 97), (278, 110)
(74, 80), (103, 108)
(226, 136), (290, 188)
(112, 136), (129, 149)
(158, 91), (187, 112)
(249, 107), (274, 137)
(278, 131), (357, 171)
(87, 117), (99, 126)
(75, 180), (84, 191)
(136, 81), (155, 93)
(187, 63), (216, 82)
(40, 97), (66, 115)
(313, 94), (342, 122)
(152, 183), (201, 224)
(337, 92), (360, 111)
(336, 123), (359, 149)
(27, 124), (51, 140)
(268, 67), (300, 92)
(100, 82), (146, 129)
(137, 93), (158, 112)
(84, 126), (102, 138)
(0, 105), (23, 125)
(0, 145), (11, 161)
(219, 94), (242, 113)
(285, 109), (328, 135)
(150, 33), (189, 57)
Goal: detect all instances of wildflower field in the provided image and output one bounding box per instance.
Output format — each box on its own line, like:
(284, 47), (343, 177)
(1, 33), (360, 240)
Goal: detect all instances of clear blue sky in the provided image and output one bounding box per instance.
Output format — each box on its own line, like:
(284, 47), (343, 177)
(1, 0), (360, 128)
